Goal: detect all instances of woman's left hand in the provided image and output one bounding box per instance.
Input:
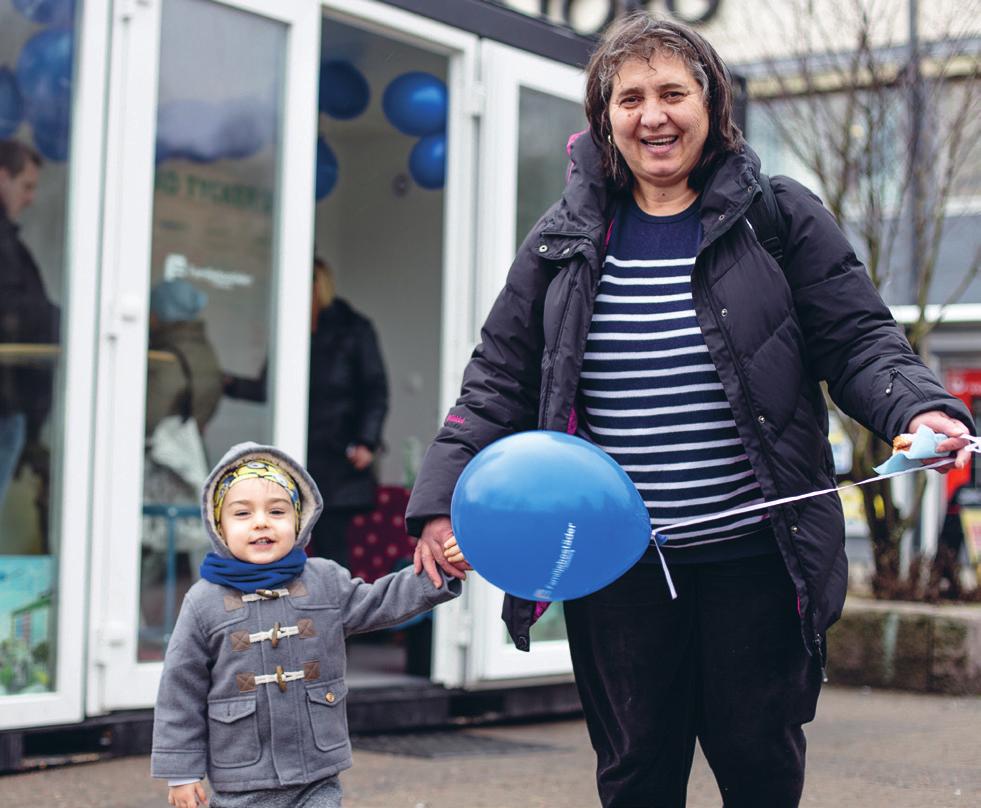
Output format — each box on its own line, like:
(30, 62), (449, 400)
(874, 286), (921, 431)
(906, 410), (973, 472)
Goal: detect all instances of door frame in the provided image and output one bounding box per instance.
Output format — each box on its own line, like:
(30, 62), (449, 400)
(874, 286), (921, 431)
(467, 41), (584, 683)
(86, 0), (320, 714)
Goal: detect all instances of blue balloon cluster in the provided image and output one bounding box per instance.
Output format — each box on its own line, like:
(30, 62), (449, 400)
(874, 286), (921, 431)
(0, 3), (78, 160)
(383, 72), (447, 190)
(155, 97), (276, 165)
(450, 432), (652, 602)
(16, 26), (74, 161)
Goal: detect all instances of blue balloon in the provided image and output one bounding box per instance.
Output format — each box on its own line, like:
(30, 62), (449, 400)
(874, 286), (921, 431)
(315, 137), (338, 200)
(32, 119), (69, 161)
(13, 0), (76, 25)
(0, 67), (24, 138)
(450, 432), (652, 601)
(382, 72), (447, 137)
(16, 28), (74, 133)
(408, 132), (445, 190)
(318, 61), (369, 120)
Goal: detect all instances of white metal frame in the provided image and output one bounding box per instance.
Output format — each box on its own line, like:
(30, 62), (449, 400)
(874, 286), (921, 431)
(320, 0), (482, 689)
(468, 41), (584, 682)
(0, 0), (112, 732)
(86, 0), (320, 713)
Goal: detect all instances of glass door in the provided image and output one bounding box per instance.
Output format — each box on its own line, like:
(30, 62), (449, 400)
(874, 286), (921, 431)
(467, 41), (585, 682)
(87, 0), (319, 712)
(0, 0), (108, 731)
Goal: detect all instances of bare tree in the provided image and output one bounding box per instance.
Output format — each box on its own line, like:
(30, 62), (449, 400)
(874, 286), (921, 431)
(746, 0), (980, 597)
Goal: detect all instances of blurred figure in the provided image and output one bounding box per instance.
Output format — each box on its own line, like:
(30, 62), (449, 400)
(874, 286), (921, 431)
(306, 257), (389, 568)
(146, 278), (223, 436)
(142, 279), (223, 601)
(0, 139), (60, 543)
(224, 257), (390, 568)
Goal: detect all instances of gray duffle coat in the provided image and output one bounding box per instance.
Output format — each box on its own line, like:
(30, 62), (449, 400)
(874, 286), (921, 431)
(151, 442), (460, 792)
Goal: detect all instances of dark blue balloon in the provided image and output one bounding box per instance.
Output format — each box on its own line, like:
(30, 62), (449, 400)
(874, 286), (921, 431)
(13, 0), (76, 25)
(16, 28), (74, 133)
(450, 432), (652, 601)
(315, 138), (338, 200)
(408, 133), (445, 190)
(318, 61), (369, 120)
(0, 67), (24, 138)
(32, 119), (69, 161)
(382, 72), (447, 137)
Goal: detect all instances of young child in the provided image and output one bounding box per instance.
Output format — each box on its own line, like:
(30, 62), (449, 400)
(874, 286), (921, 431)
(151, 442), (461, 808)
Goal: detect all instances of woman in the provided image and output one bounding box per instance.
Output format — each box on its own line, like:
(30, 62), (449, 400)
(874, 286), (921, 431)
(408, 13), (973, 808)
(305, 257), (389, 568)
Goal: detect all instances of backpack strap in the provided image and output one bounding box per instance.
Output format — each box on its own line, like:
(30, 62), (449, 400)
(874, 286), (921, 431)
(745, 172), (786, 270)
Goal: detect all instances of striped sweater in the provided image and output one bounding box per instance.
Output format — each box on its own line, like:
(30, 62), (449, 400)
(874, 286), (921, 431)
(579, 196), (774, 563)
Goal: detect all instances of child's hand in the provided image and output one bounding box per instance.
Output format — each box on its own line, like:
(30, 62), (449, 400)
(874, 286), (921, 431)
(168, 782), (208, 808)
(443, 536), (472, 569)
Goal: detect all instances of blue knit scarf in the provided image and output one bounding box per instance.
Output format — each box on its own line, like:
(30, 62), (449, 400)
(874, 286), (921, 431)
(199, 547), (307, 593)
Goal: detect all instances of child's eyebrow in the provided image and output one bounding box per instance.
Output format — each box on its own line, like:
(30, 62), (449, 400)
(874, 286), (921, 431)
(224, 496), (292, 508)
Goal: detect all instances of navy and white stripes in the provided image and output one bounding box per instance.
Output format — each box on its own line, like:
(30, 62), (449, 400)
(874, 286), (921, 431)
(578, 199), (769, 561)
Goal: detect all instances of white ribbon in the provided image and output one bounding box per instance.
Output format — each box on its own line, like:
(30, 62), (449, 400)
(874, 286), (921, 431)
(649, 434), (981, 602)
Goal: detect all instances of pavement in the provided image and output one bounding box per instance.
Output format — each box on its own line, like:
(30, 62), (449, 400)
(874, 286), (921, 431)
(3, 686), (979, 807)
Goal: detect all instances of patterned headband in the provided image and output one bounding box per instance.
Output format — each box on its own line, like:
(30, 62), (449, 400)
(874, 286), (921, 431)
(213, 460), (302, 532)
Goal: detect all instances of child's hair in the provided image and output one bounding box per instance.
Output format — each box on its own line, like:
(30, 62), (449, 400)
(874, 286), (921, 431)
(213, 459), (302, 533)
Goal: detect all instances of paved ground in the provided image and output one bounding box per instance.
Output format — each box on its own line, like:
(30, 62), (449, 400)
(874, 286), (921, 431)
(3, 686), (979, 807)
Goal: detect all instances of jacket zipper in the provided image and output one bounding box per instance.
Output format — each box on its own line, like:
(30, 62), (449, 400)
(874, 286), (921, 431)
(538, 243), (592, 427)
(695, 266), (817, 655)
(814, 632), (829, 682)
(885, 368), (928, 400)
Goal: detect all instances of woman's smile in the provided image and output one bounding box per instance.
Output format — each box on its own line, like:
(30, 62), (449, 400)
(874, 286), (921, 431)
(609, 54), (709, 212)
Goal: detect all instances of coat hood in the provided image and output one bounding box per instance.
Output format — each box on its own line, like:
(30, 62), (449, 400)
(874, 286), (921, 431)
(201, 442), (323, 558)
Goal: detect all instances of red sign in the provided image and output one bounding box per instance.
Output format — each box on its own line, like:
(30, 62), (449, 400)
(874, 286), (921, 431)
(944, 368), (981, 499)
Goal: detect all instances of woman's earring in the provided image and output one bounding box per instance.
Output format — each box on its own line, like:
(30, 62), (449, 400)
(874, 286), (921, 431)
(607, 134), (612, 144)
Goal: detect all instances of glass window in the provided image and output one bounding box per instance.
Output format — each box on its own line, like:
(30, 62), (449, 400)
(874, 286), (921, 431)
(515, 87), (585, 250)
(139, 0), (286, 660)
(0, 1), (77, 696)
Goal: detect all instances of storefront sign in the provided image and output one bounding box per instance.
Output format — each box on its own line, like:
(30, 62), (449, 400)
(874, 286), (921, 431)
(492, 0), (723, 35)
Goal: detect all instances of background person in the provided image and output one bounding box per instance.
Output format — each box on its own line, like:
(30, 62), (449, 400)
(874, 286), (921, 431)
(224, 257), (390, 569)
(0, 139), (59, 545)
(306, 257), (389, 569)
(406, 13), (974, 808)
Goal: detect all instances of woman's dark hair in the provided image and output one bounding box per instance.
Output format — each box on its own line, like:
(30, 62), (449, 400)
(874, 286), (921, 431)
(584, 12), (743, 192)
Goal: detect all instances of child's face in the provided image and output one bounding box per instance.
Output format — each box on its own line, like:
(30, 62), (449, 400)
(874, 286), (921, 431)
(219, 477), (297, 564)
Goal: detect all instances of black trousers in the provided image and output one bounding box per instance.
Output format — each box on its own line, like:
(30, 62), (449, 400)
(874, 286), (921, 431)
(564, 553), (822, 808)
(309, 509), (357, 569)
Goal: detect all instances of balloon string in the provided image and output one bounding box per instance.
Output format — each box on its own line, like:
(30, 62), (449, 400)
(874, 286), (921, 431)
(651, 456), (963, 543)
(653, 539), (677, 600)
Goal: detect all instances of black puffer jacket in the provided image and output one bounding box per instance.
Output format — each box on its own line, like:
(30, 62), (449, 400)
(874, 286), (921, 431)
(406, 133), (972, 656)
(307, 298), (389, 511)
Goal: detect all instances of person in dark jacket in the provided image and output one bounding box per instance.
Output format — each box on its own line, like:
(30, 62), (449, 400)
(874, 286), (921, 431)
(406, 14), (974, 808)
(226, 258), (390, 569)
(0, 139), (59, 532)
(306, 257), (389, 568)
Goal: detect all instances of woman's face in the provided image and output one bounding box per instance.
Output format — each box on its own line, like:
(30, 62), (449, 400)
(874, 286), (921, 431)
(609, 54), (709, 198)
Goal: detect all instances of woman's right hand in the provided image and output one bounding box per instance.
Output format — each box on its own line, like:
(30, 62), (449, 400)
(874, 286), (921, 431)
(414, 516), (469, 587)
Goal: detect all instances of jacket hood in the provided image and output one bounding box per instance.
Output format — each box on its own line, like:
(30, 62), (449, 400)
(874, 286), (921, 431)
(546, 131), (615, 248)
(201, 442), (323, 558)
